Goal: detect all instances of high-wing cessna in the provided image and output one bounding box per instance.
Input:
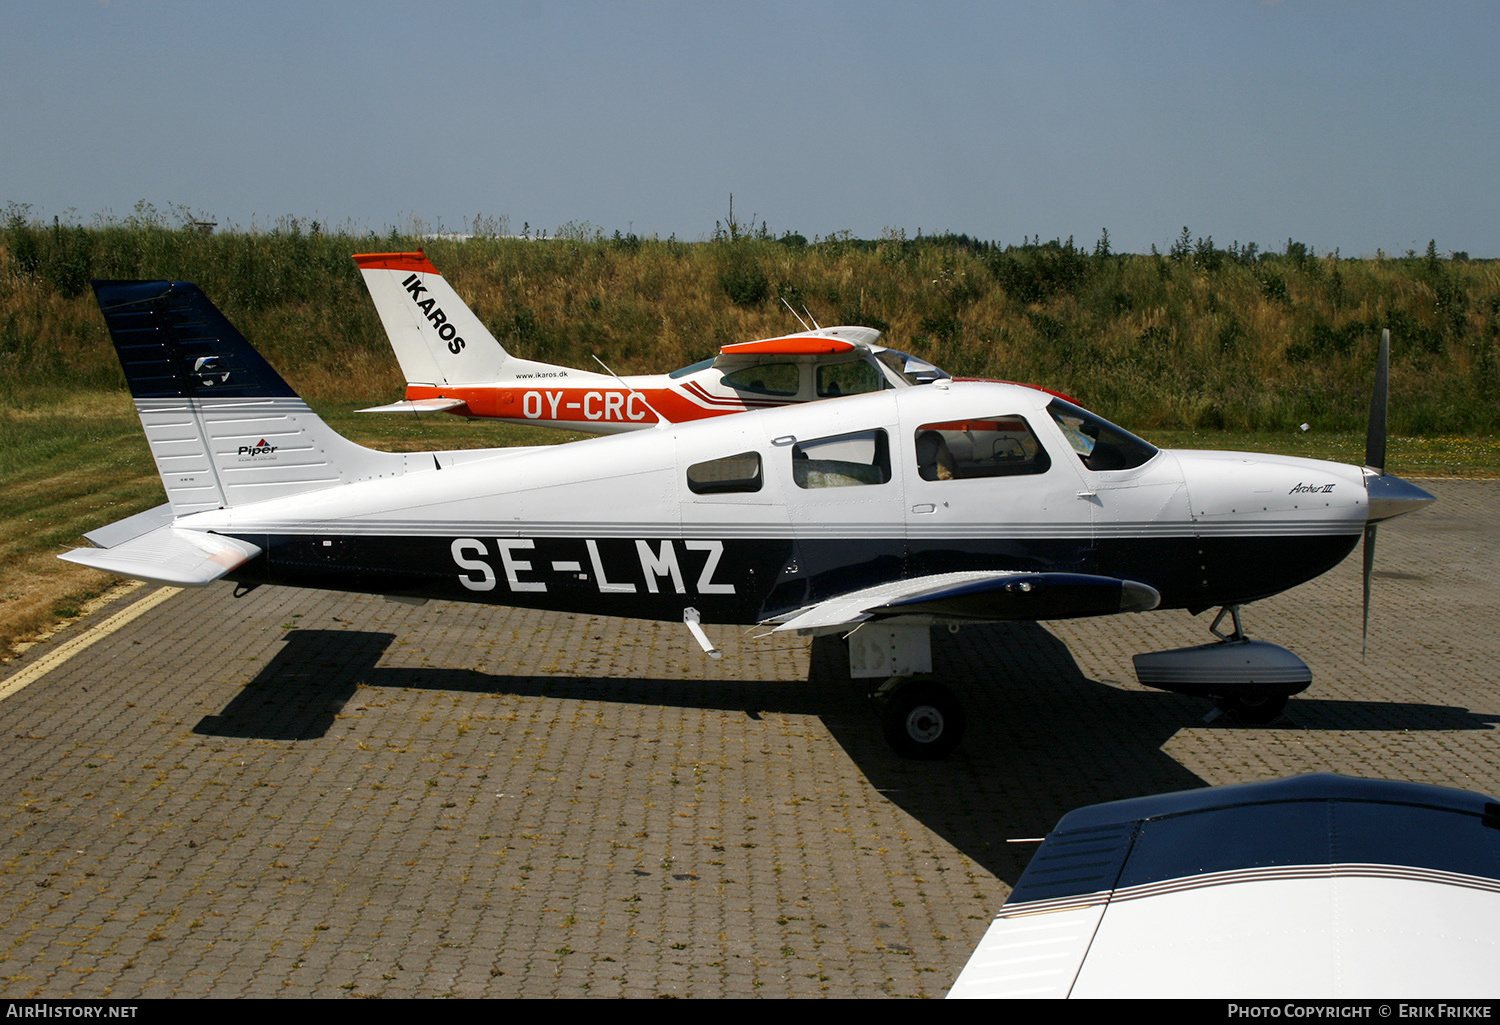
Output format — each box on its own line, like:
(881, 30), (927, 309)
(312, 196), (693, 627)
(63, 280), (1434, 758)
(352, 251), (963, 431)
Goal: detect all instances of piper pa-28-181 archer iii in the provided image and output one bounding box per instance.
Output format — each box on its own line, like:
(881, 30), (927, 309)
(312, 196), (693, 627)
(352, 251), (978, 432)
(63, 280), (1434, 758)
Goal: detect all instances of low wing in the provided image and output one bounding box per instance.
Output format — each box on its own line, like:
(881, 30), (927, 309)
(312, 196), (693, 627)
(949, 774), (1500, 999)
(764, 570), (1160, 634)
(61, 520), (261, 587)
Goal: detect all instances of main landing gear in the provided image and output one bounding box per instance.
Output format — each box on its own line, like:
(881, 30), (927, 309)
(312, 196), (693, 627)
(872, 678), (967, 760)
(847, 624), (966, 760)
(1132, 605), (1311, 724)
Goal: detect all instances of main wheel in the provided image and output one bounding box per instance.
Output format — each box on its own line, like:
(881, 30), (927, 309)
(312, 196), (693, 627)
(1218, 693), (1288, 725)
(880, 683), (966, 760)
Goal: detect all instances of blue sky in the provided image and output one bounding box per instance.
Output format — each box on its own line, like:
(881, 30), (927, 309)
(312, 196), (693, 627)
(4, 0), (1496, 255)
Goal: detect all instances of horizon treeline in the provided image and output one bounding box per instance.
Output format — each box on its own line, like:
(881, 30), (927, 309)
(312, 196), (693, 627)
(3, 209), (1498, 435)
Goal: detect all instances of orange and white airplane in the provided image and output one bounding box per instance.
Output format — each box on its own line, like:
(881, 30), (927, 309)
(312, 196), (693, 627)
(353, 251), (962, 433)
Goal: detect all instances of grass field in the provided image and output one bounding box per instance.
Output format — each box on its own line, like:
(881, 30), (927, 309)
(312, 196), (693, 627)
(1, 388), (1488, 663)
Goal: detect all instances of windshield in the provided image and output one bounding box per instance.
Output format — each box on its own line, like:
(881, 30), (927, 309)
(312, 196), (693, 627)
(668, 357), (717, 379)
(876, 349), (951, 386)
(1046, 398), (1158, 471)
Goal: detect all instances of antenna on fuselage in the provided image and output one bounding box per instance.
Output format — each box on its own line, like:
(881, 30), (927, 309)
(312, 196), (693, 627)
(779, 296), (822, 332)
(591, 355), (670, 429)
(781, 298), (812, 332)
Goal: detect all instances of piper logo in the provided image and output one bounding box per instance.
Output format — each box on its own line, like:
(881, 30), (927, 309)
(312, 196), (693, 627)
(238, 439), (278, 457)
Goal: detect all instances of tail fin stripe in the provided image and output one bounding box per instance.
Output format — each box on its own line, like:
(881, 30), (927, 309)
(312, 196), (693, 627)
(93, 281), (297, 400)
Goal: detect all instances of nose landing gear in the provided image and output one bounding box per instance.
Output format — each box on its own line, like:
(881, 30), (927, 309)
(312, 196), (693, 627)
(1132, 605), (1309, 724)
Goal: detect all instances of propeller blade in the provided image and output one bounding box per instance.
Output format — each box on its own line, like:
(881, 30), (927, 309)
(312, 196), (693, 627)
(1361, 522), (1377, 659)
(1365, 328), (1390, 474)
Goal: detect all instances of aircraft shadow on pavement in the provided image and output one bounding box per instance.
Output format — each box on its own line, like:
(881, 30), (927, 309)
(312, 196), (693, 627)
(193, 623), (1499, 882)
(194, 629), (400, 740)
(811, 622), (1500, 881)
(193, 627), (837, 741)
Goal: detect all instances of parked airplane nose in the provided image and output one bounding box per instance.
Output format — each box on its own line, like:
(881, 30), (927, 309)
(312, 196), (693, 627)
(1364, 471), (1436, 523)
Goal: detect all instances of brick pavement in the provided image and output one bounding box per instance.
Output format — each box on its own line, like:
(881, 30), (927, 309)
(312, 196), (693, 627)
(0, 479), (1492, 998)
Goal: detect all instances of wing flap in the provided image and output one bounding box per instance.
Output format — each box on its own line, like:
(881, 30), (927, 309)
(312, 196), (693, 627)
(60, 525), (261, 587)
(947, 904), (1105, 999)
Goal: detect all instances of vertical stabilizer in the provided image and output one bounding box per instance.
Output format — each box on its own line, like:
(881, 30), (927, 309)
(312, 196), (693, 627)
(92, 280), (406, 515)
(353, 252), (511, 386)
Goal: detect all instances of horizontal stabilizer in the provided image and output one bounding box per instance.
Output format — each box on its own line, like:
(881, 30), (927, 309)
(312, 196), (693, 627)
(766, 570), (1159, 633)
(358, 397), (471, 415)
(61, 524), (261, 587)
(83, 502), (174, 549)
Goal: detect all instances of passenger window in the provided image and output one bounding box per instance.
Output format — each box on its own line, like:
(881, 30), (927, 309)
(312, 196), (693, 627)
(687, 451), (763, 495)
(913, 417), (1051, 480)
(817, 360), (882, 397)
(721, 363), (800, 396)
(792, 429), (890, 489)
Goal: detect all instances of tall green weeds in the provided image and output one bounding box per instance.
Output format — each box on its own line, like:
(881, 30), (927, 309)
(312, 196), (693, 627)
(3, 214), (1497, 435)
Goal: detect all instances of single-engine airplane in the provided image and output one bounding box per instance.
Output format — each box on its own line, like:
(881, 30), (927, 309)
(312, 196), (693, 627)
(352, 251), (968, 432)
(63, 280), (1434, 758)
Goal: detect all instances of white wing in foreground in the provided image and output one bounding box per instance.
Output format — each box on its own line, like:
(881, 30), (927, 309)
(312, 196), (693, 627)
(949, 774), (1500, 999)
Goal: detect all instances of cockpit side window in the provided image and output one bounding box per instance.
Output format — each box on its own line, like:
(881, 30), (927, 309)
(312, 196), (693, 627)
(792, 429), (891, 489)
(721, 363), (800, 396)
(1046, 398), (1158, 471)
(913, 417), (1051, 481)
(687, 451), (763, 495)
(816, 360), (883, 397)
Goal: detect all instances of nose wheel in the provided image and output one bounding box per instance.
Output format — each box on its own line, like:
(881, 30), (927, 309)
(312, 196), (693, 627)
(1132, 604), (1309, 724)
(1215, 692), (1289, 725)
